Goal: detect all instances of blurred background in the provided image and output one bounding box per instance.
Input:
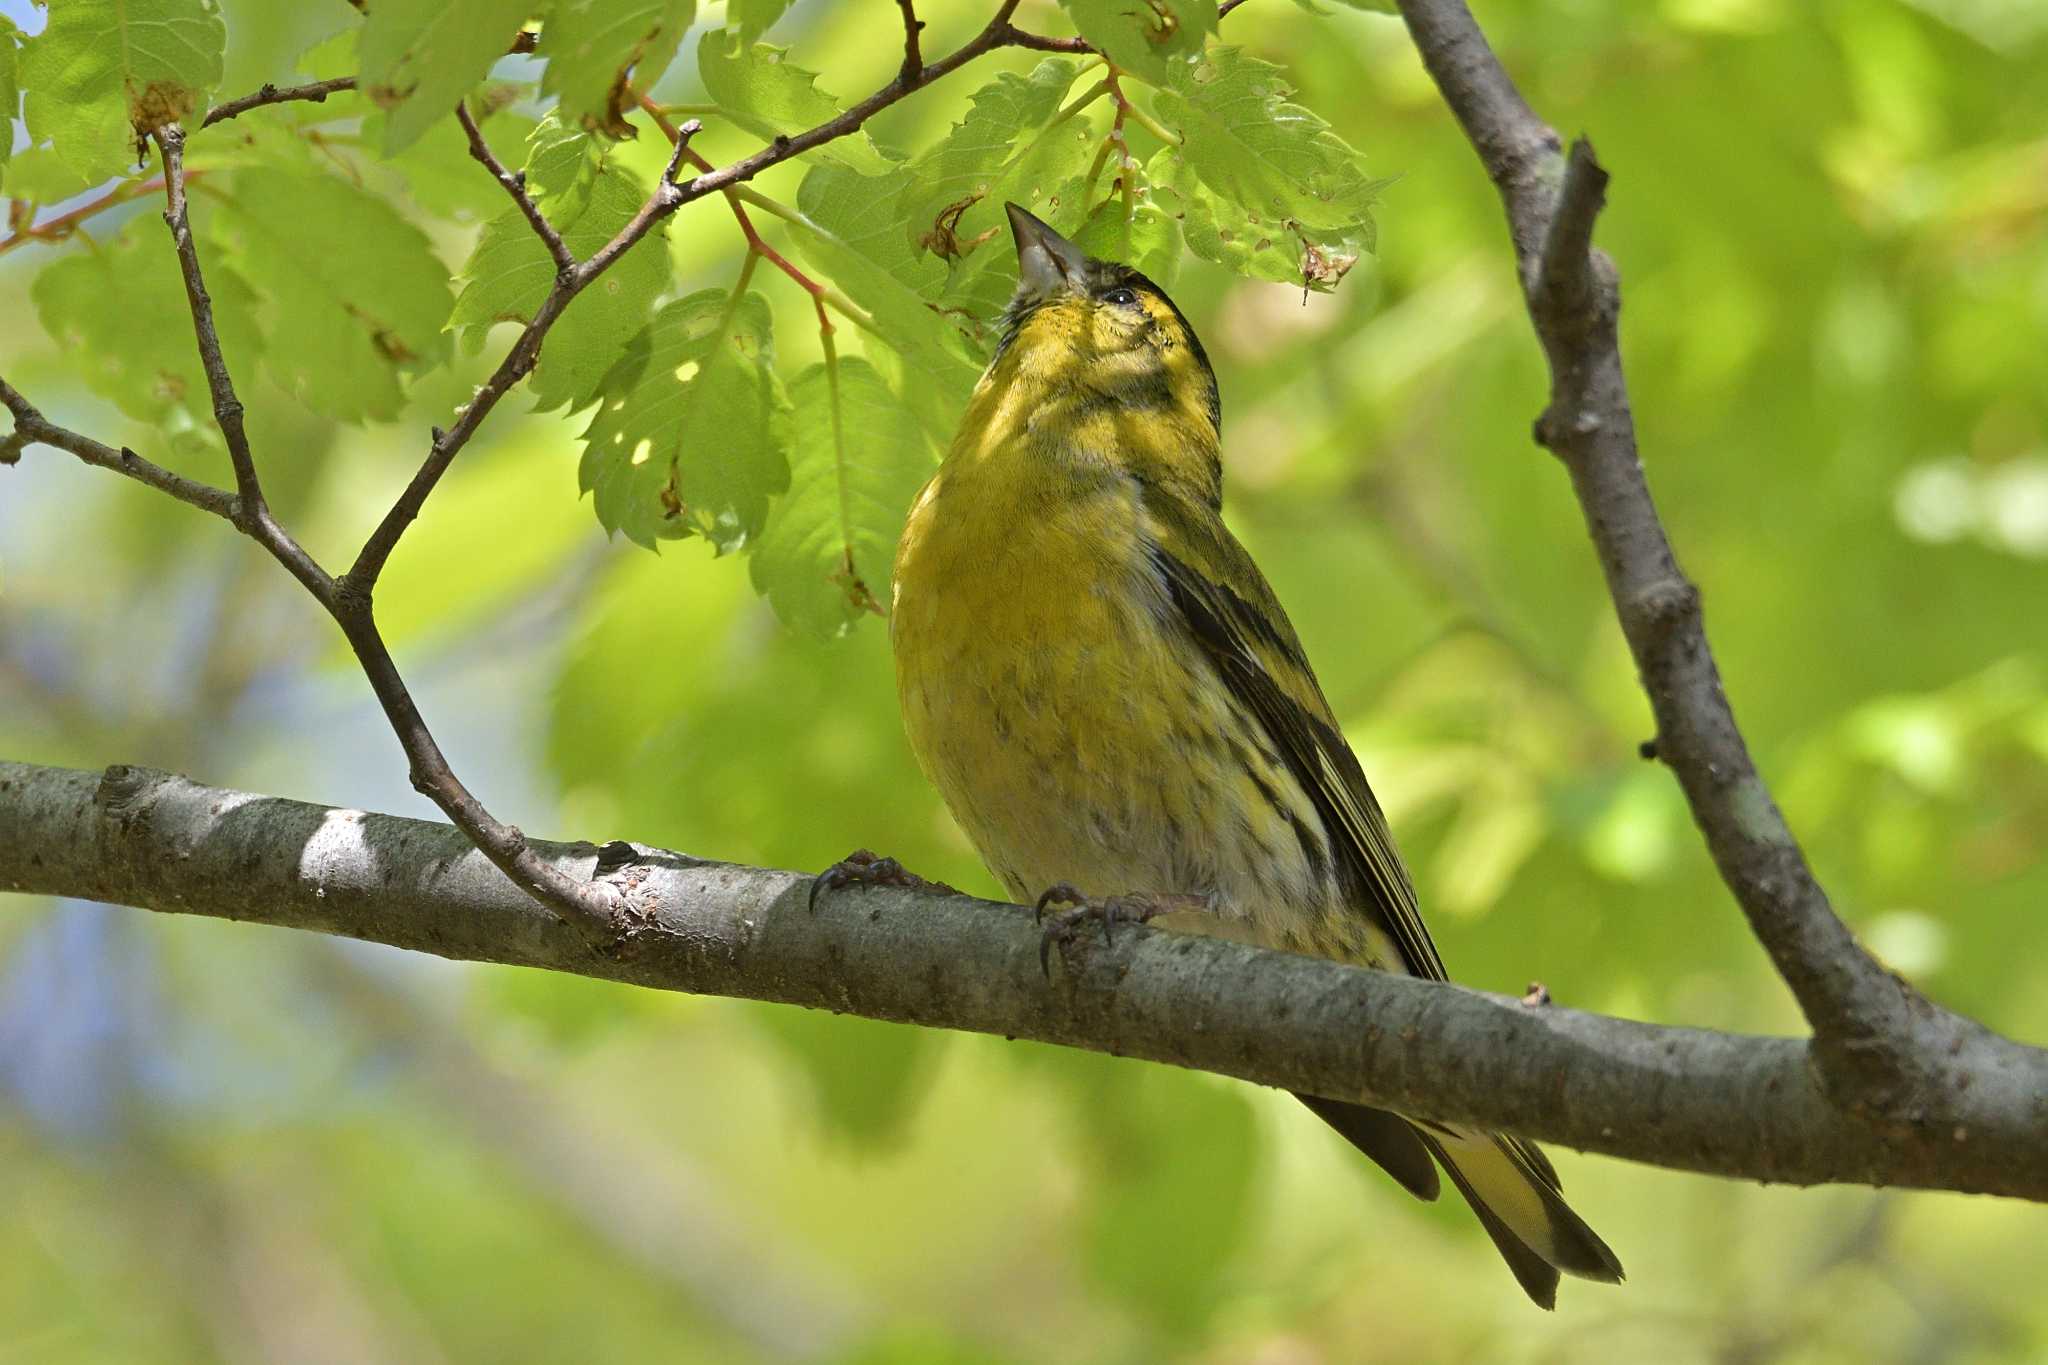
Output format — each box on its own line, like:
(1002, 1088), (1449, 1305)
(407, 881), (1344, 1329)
(4, 0), (2047, 1360)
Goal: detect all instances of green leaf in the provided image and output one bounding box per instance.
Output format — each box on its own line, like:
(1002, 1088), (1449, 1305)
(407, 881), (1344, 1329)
(788, 164), (982, 407)
(726, 0), (794, 41)
(19, 0), (226, 182)
(359, 0), (532, 155)
(1151, 46), (1382, 238)
(30, 221), (259, 441)
(696, 32), (892, 174)
(750, 357), (934, 636)
(578, 289), (787, 550)
(0, 17), (20, 175)
(210, 167), (454, 422)
(451, 120), (668, 413)
(1149, 143), (1366, 291)
(1058, 0), (1215, 84)
(537, 0), (696, 137)
(898, 59), (1087, 265)
(1069, 189), (1184, 287)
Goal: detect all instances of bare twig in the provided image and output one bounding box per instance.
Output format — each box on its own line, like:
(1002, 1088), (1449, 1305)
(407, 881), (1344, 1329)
(200, 77), (358, 129)
(0, 377), (240, 515)
(896, 0), (925, 82)
(1389, 0), (1929, 1087)
(6, 760), (2047, 1203)
(0, 176), (172, 255)
(455, 100), (572, 275)
(153, 126), (335, 599)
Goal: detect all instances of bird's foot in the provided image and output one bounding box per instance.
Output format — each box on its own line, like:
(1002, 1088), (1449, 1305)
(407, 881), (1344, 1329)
(808, 849), (956, 911)
(1033, 884), (1211, 977)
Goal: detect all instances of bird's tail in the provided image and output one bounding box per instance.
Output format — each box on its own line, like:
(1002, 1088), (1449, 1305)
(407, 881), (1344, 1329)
(1300, 1097), (1624, 1309)
(1415, 1126), (1624, 1309)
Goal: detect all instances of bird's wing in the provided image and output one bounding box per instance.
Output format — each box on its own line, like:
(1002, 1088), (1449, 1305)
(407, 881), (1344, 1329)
(1143, 493), (1450, 983)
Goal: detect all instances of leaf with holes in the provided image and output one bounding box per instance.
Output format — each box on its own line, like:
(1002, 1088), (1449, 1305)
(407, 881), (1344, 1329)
(579, 290), (788, 551)
(210, 167), (453, 422)
(1059, 0), (1215, 85)
(451, 120), (668, 413)
(750, 357), (934, 637)
(1151, 46), (1382, 239)
(360, 0), (531, 155)
(537, 0), (696, 137)
(18, 0), (225, 182)
(1149, 143), (1366, 291)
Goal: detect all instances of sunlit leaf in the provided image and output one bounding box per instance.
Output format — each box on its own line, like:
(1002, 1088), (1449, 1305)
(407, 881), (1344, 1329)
(1059, 0), (1215, 85)
(1070, 189), (1184, 286)
(1151, 46), (1382, 244)
(1150, 142), (1368, 291)
(749, 357), (934, 636)
(19, 0), (225, 182)
(725, 0), (794, 41)
(537, 0), (696, 137)
(210, 167), (454, 422)
(359, 0), (531, 155)
(0, 17), (20, 176)
(578, 289), (787, 550)
(450, 118), (668, 413)
(30, 221), (259, 437)
(696, 32), (892, 174)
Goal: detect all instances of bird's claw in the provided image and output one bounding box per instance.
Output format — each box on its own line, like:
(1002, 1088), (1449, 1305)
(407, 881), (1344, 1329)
(808, 849), (949, 911)
(1033, 885), (1178, 978)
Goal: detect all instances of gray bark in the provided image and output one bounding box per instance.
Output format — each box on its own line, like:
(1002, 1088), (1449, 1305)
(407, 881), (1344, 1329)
(5, 760), (2044, 1201)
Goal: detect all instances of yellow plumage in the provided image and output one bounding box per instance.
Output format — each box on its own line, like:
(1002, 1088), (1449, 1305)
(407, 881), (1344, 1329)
(890, 206), (1622, 1308)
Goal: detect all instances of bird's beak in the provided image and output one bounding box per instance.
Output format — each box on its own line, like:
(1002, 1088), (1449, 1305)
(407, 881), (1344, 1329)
(1007, 202), (1087, 303)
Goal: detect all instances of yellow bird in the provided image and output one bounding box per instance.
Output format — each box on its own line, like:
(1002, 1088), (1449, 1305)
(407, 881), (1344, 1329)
(887, 205), (1623, 1307)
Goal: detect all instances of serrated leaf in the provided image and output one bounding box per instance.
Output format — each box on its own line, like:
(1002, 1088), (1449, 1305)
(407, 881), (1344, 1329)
(0, 18), (20, 175)
(19, 0), (226, 182)
(696, 32), (891, 174)
(30, 221), (259, 434)
(578, 290), (787, 550)
(1149, 143), (1365, 291)
(451, 120), (667, 412)
(359, 0), (531, 155)
(364, 104), (542, 220)
(726, 0), (794, 41)
(537, 0), (696, 137)
(1070, 190), (1183, 287)
(899, 59), (1086, 264)
(787, 164), (982, 405)
(210, 167), (454, 421)
(750, 357), (934, 636)
(1059, 0), (1215, 84)
(1151, 46), (1382, 239)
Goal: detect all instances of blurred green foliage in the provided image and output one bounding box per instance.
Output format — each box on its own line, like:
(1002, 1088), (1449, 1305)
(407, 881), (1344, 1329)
(3, 0), (2046, 1361)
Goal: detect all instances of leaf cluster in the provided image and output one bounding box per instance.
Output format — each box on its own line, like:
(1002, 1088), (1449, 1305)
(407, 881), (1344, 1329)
(4, 0), (1383, 635)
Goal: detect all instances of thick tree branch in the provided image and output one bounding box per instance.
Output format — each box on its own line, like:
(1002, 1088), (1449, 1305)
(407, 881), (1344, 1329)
(1390, 0), (1925, 1081)
(3, 760), (2044, 1202)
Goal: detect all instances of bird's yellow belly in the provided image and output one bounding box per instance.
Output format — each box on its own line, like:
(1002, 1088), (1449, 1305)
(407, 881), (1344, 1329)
(892, 479), (1363, 957)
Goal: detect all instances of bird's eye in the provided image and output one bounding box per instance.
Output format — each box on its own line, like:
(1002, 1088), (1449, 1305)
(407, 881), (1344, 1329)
(1101, 286), (1140, 307)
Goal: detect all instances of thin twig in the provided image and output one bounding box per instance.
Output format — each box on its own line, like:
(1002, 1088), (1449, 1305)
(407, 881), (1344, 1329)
(0, 176), (172, 255)
(200, 77), (358, 129)
(0, 376), (241, 516)
(1531, 137), (1607, 323)
(343, 119), (702, 597)
(456, 100), (573, 275)
(895, 0), (925, 82)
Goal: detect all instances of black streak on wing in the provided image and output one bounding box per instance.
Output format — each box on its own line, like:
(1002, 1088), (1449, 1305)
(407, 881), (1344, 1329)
(1150, 543), (1450, 983)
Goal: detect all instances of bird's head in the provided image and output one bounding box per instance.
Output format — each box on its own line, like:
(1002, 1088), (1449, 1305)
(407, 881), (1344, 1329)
(994, 203), (1221, 441)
